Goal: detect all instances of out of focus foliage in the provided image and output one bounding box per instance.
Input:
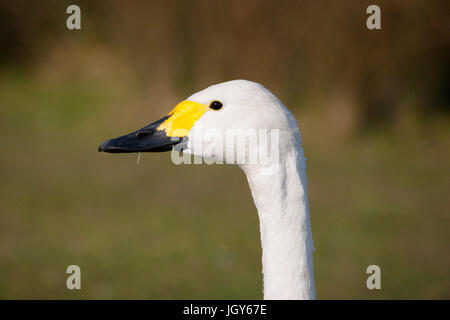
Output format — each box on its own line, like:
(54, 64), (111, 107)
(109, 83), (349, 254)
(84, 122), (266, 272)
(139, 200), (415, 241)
(1, 1), (448, 128)
(0, 1), (449, 299)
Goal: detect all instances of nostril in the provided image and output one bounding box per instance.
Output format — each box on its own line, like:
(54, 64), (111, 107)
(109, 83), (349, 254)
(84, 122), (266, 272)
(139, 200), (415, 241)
(136, 129), (154, 138)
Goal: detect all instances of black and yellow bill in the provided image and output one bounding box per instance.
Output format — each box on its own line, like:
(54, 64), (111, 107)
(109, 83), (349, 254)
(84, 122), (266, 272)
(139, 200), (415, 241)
(98, 100), (208, 153)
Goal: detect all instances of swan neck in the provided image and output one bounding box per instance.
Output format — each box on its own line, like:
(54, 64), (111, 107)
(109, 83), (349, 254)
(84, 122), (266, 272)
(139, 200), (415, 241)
(242, 147), (315, 300)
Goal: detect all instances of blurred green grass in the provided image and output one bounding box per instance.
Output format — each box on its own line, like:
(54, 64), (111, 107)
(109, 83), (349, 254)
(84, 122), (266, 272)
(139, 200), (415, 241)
(0, 71), (449, 299)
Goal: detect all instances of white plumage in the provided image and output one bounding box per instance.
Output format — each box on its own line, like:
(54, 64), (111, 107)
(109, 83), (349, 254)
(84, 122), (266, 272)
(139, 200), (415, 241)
(183, 80), (315, 299)
(100, 79), (316, 299)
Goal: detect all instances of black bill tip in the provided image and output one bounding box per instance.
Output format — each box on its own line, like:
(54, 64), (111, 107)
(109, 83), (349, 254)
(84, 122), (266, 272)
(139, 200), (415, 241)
(98, 139), (132, 153)
(98, 140), (110, 152)
(98, 115), (185, 153)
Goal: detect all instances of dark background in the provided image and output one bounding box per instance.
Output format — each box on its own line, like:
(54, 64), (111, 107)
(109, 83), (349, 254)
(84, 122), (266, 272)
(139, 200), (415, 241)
(0, 0), (448, 298)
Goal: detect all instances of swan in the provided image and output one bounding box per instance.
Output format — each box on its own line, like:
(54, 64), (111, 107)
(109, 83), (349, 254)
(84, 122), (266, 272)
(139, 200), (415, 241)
(98, 80), (316, 300)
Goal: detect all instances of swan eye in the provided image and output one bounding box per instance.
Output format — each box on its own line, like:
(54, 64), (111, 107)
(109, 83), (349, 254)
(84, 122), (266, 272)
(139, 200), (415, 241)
(209, 100), (223, 110)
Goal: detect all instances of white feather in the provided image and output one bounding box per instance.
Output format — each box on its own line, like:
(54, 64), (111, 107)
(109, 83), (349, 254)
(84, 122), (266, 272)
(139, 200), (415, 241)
(183, 80), (316, 299)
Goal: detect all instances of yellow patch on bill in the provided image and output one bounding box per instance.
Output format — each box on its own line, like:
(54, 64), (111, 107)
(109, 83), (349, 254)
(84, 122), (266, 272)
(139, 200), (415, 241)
(157, 100), (208, 137)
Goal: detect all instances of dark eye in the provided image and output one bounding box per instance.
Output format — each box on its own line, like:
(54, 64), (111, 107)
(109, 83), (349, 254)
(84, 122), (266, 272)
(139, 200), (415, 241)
(209, 100), (223, 110)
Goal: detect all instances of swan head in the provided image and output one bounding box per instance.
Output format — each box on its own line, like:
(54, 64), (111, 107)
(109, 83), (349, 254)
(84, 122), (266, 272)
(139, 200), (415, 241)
(98, 80), (300, 167)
